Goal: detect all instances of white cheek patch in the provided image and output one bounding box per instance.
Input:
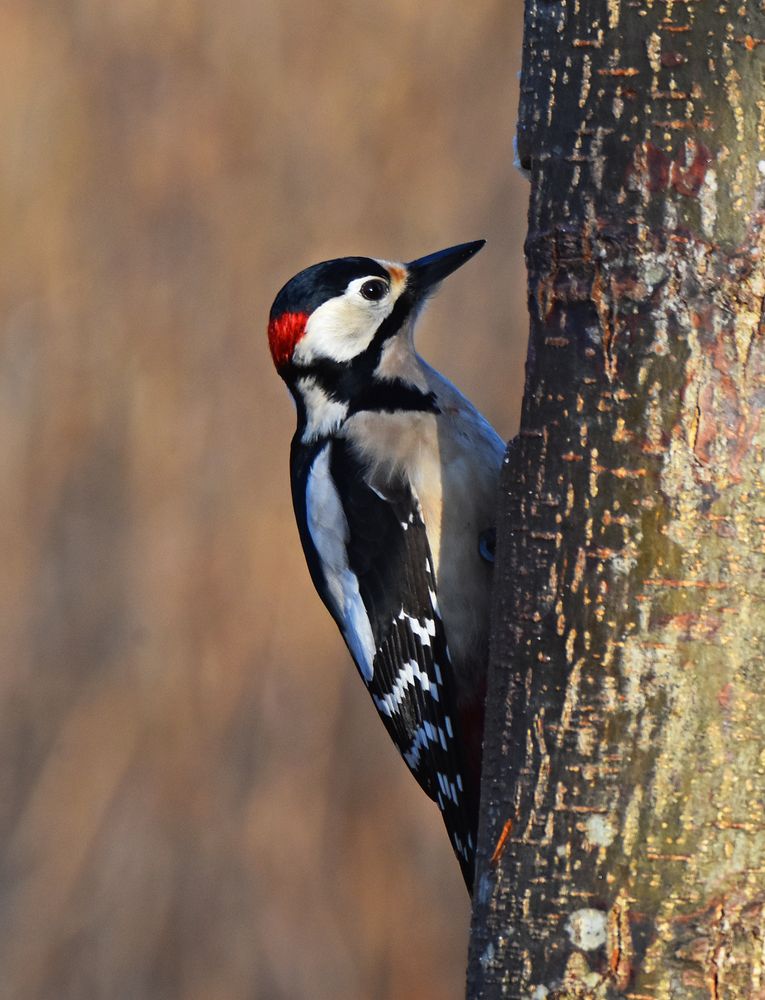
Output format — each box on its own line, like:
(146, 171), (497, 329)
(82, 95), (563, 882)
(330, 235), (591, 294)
(306, 444), (376, 681)
(293, 289), (395, 366)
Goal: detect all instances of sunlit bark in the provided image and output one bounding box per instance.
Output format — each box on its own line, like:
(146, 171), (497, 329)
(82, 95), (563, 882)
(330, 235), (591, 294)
(469, 2), (765, 997)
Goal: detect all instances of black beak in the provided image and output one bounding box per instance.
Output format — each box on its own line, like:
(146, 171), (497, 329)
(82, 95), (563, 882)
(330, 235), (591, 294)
(406, 240), (486, 299)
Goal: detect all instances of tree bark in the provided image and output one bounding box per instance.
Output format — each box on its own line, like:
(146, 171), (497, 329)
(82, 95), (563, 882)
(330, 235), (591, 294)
(468, 3), (765, 998)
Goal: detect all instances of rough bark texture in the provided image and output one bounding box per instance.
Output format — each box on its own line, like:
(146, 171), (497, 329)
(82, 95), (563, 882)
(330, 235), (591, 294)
(468, 2), (765, 998)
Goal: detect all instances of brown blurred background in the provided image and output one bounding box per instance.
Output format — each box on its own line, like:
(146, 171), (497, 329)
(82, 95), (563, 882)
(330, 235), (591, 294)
(1, 2), (527, 998)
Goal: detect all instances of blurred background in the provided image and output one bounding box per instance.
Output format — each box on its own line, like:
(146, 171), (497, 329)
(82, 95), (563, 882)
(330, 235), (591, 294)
(1, 2), (527, 998)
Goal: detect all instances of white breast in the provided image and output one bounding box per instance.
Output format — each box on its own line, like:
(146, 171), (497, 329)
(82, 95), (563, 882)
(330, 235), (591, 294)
(342, 362), (505, 694)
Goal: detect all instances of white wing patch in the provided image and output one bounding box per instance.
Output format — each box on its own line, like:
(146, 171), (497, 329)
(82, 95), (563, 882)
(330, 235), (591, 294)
(306, 444), (376, 681)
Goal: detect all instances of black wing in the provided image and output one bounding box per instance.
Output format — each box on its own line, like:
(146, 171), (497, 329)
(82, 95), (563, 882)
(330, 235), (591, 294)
(294, 437), (478, 891)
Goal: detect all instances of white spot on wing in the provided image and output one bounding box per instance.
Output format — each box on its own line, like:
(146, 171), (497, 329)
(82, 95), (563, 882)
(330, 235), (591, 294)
(436, 772), (458, 804)
(306, 444), (375, 681)
(428, 587), (441, 614)
(437, 772), (449, 800)
(397, 608), (436, 646)
(404, 720), (444, 769)
(373, 659), (436, 717)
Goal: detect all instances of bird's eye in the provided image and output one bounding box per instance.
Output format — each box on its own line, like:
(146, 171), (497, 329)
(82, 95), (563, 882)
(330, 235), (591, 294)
(359, 278), (389, 302)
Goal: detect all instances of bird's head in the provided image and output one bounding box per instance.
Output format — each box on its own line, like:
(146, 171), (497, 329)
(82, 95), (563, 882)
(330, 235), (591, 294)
(267, 240), (485, 383)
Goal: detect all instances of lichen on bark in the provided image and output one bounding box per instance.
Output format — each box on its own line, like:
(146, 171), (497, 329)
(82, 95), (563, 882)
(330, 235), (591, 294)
(468, 2), (765, 998)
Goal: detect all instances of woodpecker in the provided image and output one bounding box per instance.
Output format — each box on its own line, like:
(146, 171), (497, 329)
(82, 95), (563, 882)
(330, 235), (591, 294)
(268, 241), (504, 892)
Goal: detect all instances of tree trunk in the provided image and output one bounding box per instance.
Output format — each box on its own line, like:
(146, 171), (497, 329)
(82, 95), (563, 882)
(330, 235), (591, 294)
(468, 3), (765, 998)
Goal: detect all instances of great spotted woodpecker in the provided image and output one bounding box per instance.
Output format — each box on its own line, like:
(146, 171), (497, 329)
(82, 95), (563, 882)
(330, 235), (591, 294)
(268, 241), (504, 892)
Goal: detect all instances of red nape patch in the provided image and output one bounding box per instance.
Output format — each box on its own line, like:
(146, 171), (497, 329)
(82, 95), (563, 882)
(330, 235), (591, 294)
(268, 311), (308, 370)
